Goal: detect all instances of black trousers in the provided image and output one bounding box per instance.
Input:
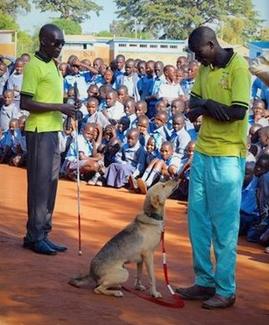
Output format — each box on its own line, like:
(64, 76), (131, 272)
(25, 131), (60, 242)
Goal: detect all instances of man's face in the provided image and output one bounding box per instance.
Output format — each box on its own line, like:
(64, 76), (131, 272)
(189, 41), (213, 66)
(43, 30), (65, 59)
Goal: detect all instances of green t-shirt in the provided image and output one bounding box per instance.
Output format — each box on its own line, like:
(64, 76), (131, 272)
(191, 51), (251, 157)
(21, 54), (63, 132)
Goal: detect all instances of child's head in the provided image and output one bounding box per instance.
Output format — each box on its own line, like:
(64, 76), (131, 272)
(106, 90), (118, 107)
(252, 99), (266, 117)
(0, 62), (7, 77)
(117, 85), (129, 104)
(127, 128), (139, 147)
(115, 54), (125, 71)
(145, 60), (155, 76)
(137, 60), (146, 75)
(164, 65), (176, 83)
(59, 62), (68, 76)
(15, 58), (24, 75)
(185, 140), (196, 157)
(176, 56), (188, 69)
(9, 118), (18, 133)
(154, 111), (168, 128)
(193, 115), (203, 131)
(137, 115), (149, 134)
(124, 98), (136, 116)
(249, 123), (262, 143)
(125, 59), (135, 76)
(154, 61), (164, 78)
(146, 136), (156, 153)
(172, 113), (185, 132)
(103, 69), (114, 84)
(254, 150), (269, 177)
(18, 115), (27, 130)
(155, 100), (168, 113)
(117, 116), (130, 133)
(175, 68), (184, 83)
(244, 161), (256, 187)
(160, 141), (173, 161)
(3, 90), (14, 106)
(86, 97), (99, 115)
(135, 101), (148, 117)
(93, 57), (104, 71)
(188, 61), (199, 80)
(258, 126), (269, 147)
(171, 98), (185, 115)
(83, 123), (96, 142)
(20, 53), (31, 65)
(67, 87), (75, 98)
(87, 84), (99, 98)
(103, 124), (114, 142)
(99, 64), (107, 76)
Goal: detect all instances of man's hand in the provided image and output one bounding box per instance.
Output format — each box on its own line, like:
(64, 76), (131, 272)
(186, 107), (206, 122)
(205, 99), (230, 121)
(189, 96), (207, 109)
(60, 103), (77, 117)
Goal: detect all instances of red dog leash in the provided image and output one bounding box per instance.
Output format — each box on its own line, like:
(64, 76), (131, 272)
(123, 230), (184, 308)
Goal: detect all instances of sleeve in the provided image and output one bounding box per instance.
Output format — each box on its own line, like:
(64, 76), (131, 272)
(133, 147), (146, 176)
(21, 62), (41, 97)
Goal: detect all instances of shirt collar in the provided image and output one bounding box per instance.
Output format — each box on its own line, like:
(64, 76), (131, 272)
(35, 51), (51, 63)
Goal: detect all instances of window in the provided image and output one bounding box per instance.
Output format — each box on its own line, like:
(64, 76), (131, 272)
(140, 44), (147, 48)
(160, 45), (168, 48)
(129, 44), (138, 47)
(150, 44), (158, 48)
(119, 44), (127, 47)
(170, 45), (178, 49)
(83, 44), (87, 50)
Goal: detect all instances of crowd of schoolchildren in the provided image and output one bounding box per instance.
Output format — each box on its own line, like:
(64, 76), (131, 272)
(0, 51), (269, 254)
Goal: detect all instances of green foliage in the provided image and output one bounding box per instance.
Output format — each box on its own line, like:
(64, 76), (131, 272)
(33, 0), (102, 23)
(94, 30), (113, 37)
(0, 12), (19, 30)
(51, 18), (82, 35)
(115, 0), (262, 40)
(109, 19), (154, 39)
(0, 0), (30, 16)
(257, 27), (269, 41)
(17, 31), (35, 56)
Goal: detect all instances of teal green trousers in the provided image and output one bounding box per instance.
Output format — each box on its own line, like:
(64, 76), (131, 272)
(188, 151), (245, 297)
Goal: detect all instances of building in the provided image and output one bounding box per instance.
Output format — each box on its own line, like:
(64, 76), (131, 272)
(0, 30), (17, 57)
(249, 41), (269, 59)
(62, 35), (187, 65)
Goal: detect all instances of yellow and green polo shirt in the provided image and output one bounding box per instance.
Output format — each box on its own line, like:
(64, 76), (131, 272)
(191, 50), (251, 157)
(21, 53), (63, 132)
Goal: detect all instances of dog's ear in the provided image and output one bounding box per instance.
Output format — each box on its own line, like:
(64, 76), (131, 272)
(151, 194), (165, 208)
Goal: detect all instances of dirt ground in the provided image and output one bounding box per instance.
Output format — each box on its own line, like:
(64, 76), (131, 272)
(0, 165), (268, 325)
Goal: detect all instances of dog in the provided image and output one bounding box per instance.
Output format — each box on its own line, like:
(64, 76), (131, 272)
(69, 179), (179, 297)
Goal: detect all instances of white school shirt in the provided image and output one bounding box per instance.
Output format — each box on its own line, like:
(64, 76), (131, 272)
(105, 101), (125, 121)
(157, 79), (184, 104)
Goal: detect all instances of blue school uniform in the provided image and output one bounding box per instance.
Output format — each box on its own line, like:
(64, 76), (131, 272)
(65, 134), (93, 162)
(169, 128), (191, 158)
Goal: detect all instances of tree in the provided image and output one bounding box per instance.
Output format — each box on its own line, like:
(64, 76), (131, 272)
(114, 0), (262, 40)
(17, 31), (35, 56)
(33, 0), (102, 24)
(0, 12), (19, 30)
(0, 0), (30, 16)
(109, 19), (154, 39)
(51, 18), (82, 35)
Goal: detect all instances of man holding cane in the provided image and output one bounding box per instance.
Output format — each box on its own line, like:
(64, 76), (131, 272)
(21, 24), (76, 255)
(175, 26), (251, 308)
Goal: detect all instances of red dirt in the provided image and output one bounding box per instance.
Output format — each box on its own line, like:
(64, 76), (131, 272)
(0, 165), (268, 325)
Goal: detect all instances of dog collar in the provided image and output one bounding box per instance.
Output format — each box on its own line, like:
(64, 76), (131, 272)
(148, 212), (163, 221)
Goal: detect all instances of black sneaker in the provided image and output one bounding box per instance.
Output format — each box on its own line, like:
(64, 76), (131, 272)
(202, 294), (236, 309)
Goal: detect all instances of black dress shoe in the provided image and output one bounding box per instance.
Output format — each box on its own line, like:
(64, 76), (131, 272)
(23, 239), (57, 255)
(44, 238), (67, 252)
(202, 294), (236, 309)
(175, 284), (216, 300)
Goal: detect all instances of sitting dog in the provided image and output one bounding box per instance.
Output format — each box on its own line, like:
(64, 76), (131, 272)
(69, 179), (179, 297)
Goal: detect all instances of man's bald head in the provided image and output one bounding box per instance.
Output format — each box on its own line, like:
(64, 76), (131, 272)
(39, 24), (63, 41)
(188, 26), (218, 50)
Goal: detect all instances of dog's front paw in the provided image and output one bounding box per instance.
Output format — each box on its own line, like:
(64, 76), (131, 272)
(150, 289), (162, 298)
(113, 290), (124, 297)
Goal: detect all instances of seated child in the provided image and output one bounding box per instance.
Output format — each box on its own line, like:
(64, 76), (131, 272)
(10, 115), (27, 167)
(80, 97), (110, 131)
(124, 98), (136, 128)
(116, 116), (130, 143)
(105, 128), (146, 188)
(103, 89), (125, 124)
(63, 123), (104, 184)
(0, 90), (18, 131)
(169, 113), (191, 159)
(150, 111), (169, 149)
(137, 141), (180, 194)
(137, 115), (151, 147)
(0, 118), (18, 164)
(249, 99), (268, 127)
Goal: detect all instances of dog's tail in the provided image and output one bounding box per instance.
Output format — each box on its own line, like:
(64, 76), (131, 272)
(68, 274), (93, 288)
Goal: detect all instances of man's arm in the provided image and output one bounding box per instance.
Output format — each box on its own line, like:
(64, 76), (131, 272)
(20, 94), (76, 117)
